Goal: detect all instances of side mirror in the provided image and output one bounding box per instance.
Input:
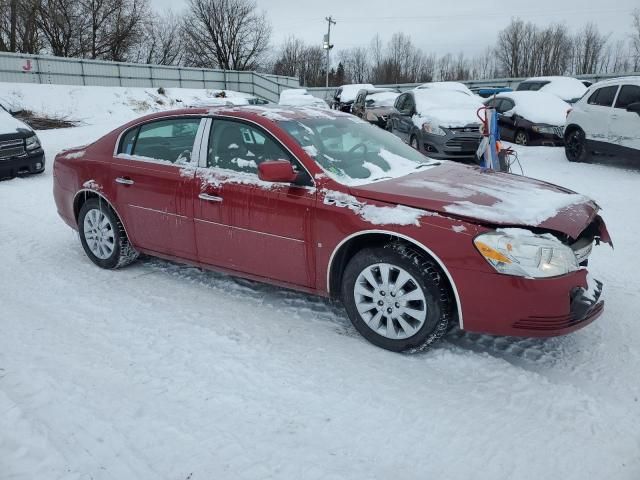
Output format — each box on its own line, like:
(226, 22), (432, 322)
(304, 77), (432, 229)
(626, 102), (640, 115)
(258, 160), (298, 183)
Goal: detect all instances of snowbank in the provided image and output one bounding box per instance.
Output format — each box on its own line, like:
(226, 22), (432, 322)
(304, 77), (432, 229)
(499, 91), (571, 126)
(0, 83), (251, 126)
(524, 76), (587, 102)
(412, 89), (483, 128)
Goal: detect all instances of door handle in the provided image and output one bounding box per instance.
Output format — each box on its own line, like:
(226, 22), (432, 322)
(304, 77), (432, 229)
(199, 193), (223, 202)
(115, 177), (134, 185)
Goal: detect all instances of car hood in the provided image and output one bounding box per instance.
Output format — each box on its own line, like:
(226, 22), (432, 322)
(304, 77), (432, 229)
(349, 162), (600, 239)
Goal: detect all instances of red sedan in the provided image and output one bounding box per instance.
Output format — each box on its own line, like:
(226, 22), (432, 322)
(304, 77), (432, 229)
(53, 106), (611, 352)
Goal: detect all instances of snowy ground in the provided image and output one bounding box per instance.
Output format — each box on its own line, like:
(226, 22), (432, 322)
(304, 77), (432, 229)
(1, 114), (640, 479)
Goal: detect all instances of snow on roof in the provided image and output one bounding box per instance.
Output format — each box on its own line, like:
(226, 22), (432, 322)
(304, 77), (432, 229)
(189, 97), (249, 107)
(280, 89), (309, 98)
(337, 84), (375, 103)
(412, 89), (483, 128)
(278, 91), (329, 109)
(367, 91), (399, 107)
(0, 108), (31, 134)
(496, 91), (571, 126)
(416, 81), (474, 97)
(523, 76), (587, 101)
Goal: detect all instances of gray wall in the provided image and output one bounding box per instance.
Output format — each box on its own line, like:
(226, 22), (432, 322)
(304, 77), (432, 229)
(0, 52), (299, 103)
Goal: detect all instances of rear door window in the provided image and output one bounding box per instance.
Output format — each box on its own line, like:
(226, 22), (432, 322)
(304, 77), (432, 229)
(614, 85), (640, 109)
(126, 118), (201, 163)
(587, 86), (618, 107)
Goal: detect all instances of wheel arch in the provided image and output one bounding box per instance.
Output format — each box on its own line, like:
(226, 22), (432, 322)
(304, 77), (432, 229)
(73, 189), (131, 240)
(327, 230), (464, 329)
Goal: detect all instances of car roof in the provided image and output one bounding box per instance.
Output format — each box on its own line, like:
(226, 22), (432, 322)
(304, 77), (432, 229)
(589, 76), (640, 87)
(122, 105), (353, 126)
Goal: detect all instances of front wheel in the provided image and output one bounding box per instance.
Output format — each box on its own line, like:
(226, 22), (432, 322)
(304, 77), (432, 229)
(78, 198), (139, 269)
(514, 129), (529, 146)
(341, 245), (452, 352)
(565, 128), (589, 162)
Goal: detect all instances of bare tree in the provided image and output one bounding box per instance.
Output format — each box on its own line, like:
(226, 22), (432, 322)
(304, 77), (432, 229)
(299, 45), (325, 86)
(134, 11), (183, 65)
(632, 9), (640, 71)
(36, 0), (86, 57)
(339, 47), (370, 83)
(272, 36), (305, 78)
(182, 0), (271, 70)
(572, 23), (609, 75)
(0, 0), (41, 53)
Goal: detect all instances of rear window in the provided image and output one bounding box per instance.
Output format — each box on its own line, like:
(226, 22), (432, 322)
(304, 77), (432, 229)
(614, 85), (640, 109)
(587, 86), (618, 107)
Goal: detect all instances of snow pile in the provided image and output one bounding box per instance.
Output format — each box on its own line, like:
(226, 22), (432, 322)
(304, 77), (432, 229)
(367, 91), (399, 107)
(337, 83), (375, 103)
(0, 106), (32, 133)
(416, 81), (475, 97)
(498, 91), (571, 126)
(0, 82), (251, 126)
(523, 76), (587, 102)
(443, 173), (590, 225)
(412, 89), (483, 128)
(279, 89), (328, 108)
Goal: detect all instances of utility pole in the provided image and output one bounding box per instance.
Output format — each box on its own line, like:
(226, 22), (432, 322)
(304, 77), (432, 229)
(323, 16), (336, 88)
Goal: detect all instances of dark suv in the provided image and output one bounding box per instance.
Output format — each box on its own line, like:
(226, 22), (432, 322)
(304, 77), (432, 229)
(0, 107), (45, 179)
(351, 88), (400, 129)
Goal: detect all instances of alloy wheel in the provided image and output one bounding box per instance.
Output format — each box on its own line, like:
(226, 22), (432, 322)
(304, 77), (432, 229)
(353, 263), (427, 340)
(566, 131), (583, 161)
(515, 132), (528, 146)
(83, 208), (115, 259)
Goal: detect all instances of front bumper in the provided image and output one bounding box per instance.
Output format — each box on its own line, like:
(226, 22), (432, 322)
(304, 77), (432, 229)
(529, 131), (564, 147)
(452, 267), (604, 337)
(420, 131), (481, 161)
(0, 150), (45, 179)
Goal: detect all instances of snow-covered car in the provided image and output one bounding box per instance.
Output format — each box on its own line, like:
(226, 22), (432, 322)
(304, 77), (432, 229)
(0, 106), (45, 179)
(53, 106), (610, 353)
(565, 77), (640, 162)
(331, 83), (375, 112)
(279, 89), (328, 108)
(388, 89), (483, 161)
(416, 81), (475, 97)
(516, 76), (587, 104)
(351, 88), (400, 129)
(484, 91), (571, 146)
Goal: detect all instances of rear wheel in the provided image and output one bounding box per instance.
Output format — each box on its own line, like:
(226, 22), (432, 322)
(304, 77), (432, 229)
(341, 245), (452, 352)
(565, 128), (589, 162)
(78, 198), (138, 269)
(514, 129), (529, 146)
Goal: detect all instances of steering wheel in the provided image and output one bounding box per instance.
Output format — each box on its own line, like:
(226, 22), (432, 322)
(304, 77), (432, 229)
(348, 142), (368, 155)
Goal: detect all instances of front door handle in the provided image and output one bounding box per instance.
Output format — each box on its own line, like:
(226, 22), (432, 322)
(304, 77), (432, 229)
(199, 193), (223, 203)
(115, 177), (134, 185)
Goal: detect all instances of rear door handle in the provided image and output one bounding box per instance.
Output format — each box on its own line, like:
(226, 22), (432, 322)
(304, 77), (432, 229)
(199, 193), (223, 202)
(115, 177), (134, 185)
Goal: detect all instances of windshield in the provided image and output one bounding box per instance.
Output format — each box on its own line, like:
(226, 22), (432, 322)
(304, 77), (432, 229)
(278, 117), (438, 186)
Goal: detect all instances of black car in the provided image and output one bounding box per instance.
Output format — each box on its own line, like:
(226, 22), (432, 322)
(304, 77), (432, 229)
(351, 88), (400, 129)
(484, 92), (570, 147)
(0, 107), (45, 179)
(331, 84), (375, 112)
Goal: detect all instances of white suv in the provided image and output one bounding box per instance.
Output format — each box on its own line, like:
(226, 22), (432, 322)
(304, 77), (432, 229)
(564, 77), (640, 162)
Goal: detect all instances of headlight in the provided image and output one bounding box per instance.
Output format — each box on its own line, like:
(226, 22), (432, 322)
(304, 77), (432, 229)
(25, 135), (41, 151)
(531, 125), (556, 134)
(474, 230), (579, 278)
(422, 123), (446, 136)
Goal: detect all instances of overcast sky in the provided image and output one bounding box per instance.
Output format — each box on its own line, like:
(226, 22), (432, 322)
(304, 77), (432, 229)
(150, 0), (637, 57)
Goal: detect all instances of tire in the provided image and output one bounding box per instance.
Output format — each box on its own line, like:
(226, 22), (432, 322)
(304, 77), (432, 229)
(78, 198), (139, 269)
(341, 244), (452, 352)
(514, 129), (529, 146)
(565, 128), (589, 162)
(410, 135), (419, 151)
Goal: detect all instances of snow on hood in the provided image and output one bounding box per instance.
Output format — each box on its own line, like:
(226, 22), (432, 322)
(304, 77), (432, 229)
(412, 89), (483, 128)
(526, 76), (587, 102)
(279, 90), (328, 109)
(367, 91), (400, 107)
(338, 84), (375, 103)
(349, 162), (599, 238)
(416, 81), (474, 97)
(0, 108), (32, 134)
(499, 91), (571, 126)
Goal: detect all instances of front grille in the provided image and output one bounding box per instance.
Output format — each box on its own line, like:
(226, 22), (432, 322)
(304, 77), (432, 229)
(0, 139), (26, 160)
(553, 126), (564, 137)
(445, 135), (481, 151)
